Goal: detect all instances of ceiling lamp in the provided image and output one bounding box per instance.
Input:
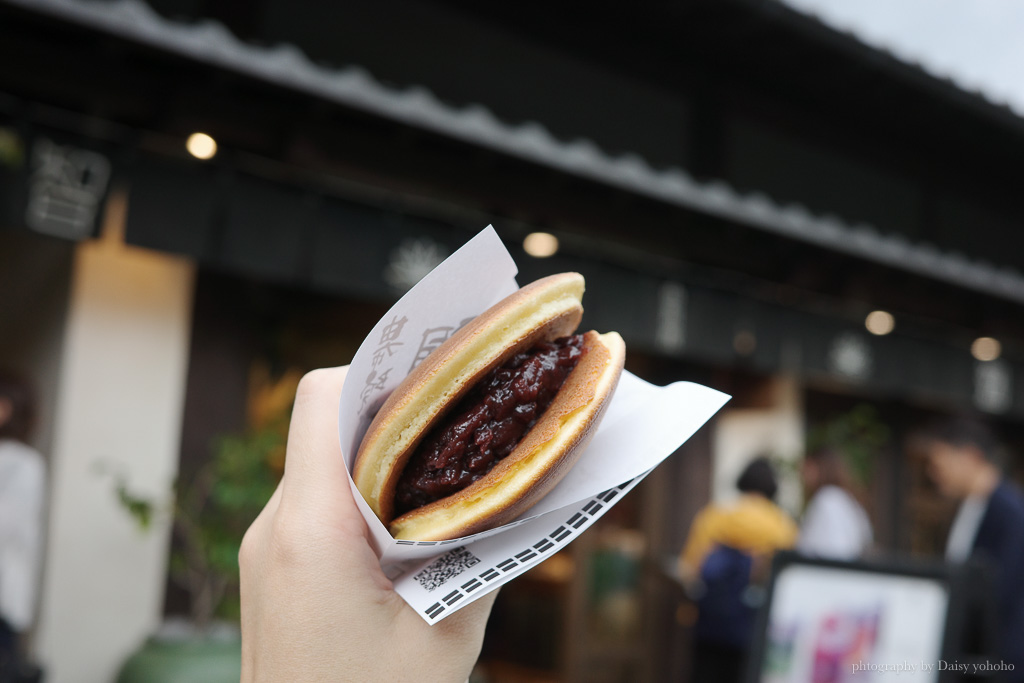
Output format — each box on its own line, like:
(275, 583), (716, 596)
(523, 232), (559, 258)
(186, 132), (218, 160)
(865, 310), (895, 336)
(972, 337), (1001, 362)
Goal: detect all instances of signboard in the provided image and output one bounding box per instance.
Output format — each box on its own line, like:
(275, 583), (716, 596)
(25, 136), (111, 240)
(747, 552), (997, 683)
(0, 124), (112, 241)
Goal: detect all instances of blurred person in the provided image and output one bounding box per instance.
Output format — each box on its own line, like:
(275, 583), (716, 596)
(797, 447), (873, 559)
(0, 372), (45, 682)
(679, 457), (798, 683)
(239, 366), (497, 683)
(921, 416), (1024, 682)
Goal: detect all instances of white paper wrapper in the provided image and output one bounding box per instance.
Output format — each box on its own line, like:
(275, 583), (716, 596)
(339, 226), (730, 623)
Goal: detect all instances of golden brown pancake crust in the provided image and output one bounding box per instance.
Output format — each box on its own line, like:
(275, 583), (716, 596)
(389, 330), (625, 541)
(352, 272), (625, 540)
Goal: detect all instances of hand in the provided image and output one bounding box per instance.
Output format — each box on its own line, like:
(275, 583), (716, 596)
(239, 366), (497, 682)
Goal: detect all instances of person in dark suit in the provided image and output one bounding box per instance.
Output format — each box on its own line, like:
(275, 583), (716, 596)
(922, 417), (1024, 682)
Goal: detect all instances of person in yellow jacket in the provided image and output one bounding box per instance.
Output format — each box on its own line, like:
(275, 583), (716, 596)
(679, 457), (797, 683)
(680, 457), (798, 581)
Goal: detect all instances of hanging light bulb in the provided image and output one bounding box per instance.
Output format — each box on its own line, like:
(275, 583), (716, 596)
(865, 310), (895, 336)
(523, 232), (559, 258)
(186, 132), (218, 160)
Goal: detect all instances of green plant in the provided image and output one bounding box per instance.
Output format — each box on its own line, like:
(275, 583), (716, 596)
(176, 424), (284, 628)
(807, 403), (890, 486)
(108, 419), (285, 632)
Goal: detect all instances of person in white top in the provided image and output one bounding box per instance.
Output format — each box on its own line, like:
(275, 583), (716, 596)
(797, 448), (873, 560)
(0, 372), (46, 665)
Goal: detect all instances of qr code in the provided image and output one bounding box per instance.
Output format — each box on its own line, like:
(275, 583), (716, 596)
(414, 547), (482, 592)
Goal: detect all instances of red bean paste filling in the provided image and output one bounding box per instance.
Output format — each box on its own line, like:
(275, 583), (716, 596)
(394, 334), (585, 515)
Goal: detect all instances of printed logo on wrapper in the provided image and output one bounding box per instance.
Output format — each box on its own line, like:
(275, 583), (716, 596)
(338, 226), (730, 624)
(359, 315), (408, 411)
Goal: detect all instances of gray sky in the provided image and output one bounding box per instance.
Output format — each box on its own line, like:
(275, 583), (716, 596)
(780, 0), (1024, 116)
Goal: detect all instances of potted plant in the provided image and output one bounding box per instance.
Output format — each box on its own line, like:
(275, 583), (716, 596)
(111, 367), (298, 682)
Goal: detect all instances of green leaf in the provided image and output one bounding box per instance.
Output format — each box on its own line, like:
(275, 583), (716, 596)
(116, 482), (155, 531)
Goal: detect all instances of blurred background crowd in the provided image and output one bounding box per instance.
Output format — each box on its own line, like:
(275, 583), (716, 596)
(2, 0), (1024, 681)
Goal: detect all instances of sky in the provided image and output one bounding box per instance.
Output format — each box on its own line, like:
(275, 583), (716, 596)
(780, 0), (1024, 116)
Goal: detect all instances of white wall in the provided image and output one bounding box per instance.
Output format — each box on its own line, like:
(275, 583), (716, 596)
(712, 375), (804, 516)
(35, 191), (196, 683)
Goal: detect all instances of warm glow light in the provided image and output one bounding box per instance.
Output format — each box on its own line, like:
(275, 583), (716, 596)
(523, 232), (559, 258)
(972, 337), (1001, 362)
(865, 310), (895, 336)
(186, 132), (217, 160)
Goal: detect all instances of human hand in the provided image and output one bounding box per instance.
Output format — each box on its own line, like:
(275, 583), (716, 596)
(239, 366), (497, 682)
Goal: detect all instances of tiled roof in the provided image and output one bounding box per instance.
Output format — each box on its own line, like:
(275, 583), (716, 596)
(8, 0), (1024, 305)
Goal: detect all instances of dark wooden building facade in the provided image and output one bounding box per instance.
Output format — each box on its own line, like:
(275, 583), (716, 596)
(3, 0), (1024, 680)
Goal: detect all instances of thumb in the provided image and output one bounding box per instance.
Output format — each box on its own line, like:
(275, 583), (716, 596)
(280, 366), (357, 520)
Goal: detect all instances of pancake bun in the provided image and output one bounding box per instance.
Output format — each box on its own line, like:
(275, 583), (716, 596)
(353, 273), (625, 540)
